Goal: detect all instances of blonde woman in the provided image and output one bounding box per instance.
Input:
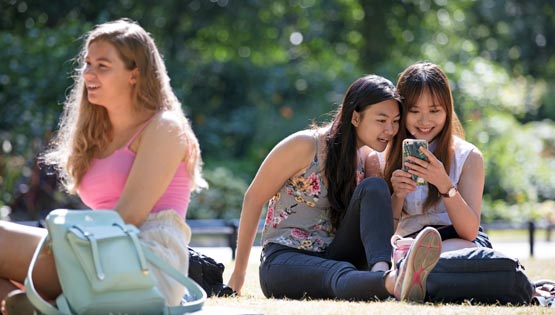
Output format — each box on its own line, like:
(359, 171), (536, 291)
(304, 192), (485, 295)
(0, 18), (206, 314)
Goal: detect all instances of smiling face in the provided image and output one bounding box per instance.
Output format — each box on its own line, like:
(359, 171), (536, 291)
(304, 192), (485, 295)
(405, 89), (447, 142)
(83, 40), (137, 110)
(351, 99), (400, 152)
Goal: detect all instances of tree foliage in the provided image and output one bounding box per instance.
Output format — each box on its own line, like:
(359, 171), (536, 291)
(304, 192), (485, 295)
(1, 0), (554, 222)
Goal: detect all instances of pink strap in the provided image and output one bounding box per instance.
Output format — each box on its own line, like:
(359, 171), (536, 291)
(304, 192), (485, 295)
(125, 116), (156, 149)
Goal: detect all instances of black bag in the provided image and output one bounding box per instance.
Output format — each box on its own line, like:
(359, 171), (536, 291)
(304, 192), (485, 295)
(188, 247), (235, 297)
(426, 247), (534, 304)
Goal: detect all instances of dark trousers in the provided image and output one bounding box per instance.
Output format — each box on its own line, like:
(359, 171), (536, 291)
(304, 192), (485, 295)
(259, 177), (394, 301)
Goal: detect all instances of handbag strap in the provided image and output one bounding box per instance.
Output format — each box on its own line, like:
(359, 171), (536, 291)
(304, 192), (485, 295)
(142, 247), (206, 314)
(25, 235), (64, 315)
(25, 234), (206, 315)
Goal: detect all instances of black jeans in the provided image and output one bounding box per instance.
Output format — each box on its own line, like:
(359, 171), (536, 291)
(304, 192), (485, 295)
(259, 177), (394, 301)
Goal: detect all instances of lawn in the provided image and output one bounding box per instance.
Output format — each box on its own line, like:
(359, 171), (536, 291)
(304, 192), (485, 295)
(202, 231), (555, 315)
(487, 229), (552, 242)
(202, 258), (554, 315)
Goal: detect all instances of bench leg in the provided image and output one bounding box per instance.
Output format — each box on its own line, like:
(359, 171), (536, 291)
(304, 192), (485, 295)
(228, 225), (238, 260)
(528, 221), (535, 257)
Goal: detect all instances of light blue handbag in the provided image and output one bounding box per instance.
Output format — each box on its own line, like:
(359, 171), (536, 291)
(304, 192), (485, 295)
(24, 209), (206, 315)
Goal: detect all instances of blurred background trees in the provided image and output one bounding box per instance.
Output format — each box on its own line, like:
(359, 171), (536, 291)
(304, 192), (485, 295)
(1, 0), (554, 223)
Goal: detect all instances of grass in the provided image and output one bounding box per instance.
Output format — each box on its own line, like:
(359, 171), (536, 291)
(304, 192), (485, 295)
(488, 229), (530, 241)
(487, 229), (553, 242)
(202, 233), (555, 315)
(203, 258), (555, 315)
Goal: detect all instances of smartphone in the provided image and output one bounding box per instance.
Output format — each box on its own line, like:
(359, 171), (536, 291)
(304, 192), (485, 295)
(402, 139), (428, 185)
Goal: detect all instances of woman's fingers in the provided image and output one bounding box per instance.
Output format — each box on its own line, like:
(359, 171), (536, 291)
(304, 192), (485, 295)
(392, 169), (416, 194)
(405, 148), (446, 187)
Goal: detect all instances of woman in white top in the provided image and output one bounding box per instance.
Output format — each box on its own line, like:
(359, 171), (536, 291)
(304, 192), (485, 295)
(379, 62), (491, 252)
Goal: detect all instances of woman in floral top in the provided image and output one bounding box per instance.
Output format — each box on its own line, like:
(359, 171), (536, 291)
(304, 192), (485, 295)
(227, 74), (430, 301)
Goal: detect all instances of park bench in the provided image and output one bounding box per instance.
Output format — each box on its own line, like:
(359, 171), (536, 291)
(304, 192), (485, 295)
(187, 219), (239, 259)
(15, 218), (552, 259)
(14, 218), (264, 260)
(482, 219), (554, 257)
(187, 219), (265, 260)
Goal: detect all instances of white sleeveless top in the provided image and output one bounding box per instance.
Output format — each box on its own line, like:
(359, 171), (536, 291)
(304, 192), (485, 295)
(379, 136), (478, 237)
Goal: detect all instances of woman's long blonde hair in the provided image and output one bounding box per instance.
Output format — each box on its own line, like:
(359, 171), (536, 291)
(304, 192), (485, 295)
(43, 18), (206, 193)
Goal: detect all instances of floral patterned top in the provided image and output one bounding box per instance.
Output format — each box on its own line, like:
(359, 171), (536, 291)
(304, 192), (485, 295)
(261, 133), (365, 252)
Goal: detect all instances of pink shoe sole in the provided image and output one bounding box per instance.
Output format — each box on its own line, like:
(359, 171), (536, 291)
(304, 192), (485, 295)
(394, 227), (442, 302)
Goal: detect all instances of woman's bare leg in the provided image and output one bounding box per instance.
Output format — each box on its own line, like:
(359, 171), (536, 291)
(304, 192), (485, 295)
(0, 279), (17, 303)
(0, 221), (61, 301)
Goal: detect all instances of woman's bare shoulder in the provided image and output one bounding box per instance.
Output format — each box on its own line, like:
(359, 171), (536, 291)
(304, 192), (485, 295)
(277, 129), (319, 152)
(133, 111), (188, 158)
(464, 147), (484, 171)
(264, 129), (320, 175)
(141, 111), (186, 141)
(151, 110), (184, 130)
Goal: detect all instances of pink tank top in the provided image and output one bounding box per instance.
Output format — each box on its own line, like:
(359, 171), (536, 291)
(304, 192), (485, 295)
(78, 119), (192, 218)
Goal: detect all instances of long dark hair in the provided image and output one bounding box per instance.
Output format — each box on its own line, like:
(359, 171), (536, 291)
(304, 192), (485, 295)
(325, 75), (401, 229)
(385, 62), (464, 211)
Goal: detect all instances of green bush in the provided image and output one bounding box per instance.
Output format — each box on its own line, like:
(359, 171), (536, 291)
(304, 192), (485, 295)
(187, 167), (249, 219)
(482, 199), (555, 224)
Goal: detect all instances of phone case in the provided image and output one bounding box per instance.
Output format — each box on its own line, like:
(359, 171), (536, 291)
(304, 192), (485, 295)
(402, 139), (428, 185)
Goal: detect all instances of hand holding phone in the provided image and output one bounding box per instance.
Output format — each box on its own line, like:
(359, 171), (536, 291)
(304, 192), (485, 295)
(402, 139), (428, 185)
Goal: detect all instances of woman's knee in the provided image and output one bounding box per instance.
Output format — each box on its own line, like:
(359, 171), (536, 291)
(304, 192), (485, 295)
(0, 222), (13, 273)
(356, 177), (390, 200)
(260, 252), (352, 300)
(0, 222), (44, 264)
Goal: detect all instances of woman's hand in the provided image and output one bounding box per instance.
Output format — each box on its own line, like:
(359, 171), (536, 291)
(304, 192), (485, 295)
(227, 271), (245, 296)
(391, 169), (416, 199)
(404, 147), (452, 193)
(390, 169), (414, 225)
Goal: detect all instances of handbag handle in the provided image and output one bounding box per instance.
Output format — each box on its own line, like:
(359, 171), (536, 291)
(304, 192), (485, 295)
(142, 247), (207, 314)
(25, 235), (65, 315)
(25, 234), (206, 315)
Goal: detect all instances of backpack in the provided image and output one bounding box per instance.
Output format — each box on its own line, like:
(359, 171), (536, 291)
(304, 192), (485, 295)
(426, 247), (534, 304)
(188, 247), (235, 297)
